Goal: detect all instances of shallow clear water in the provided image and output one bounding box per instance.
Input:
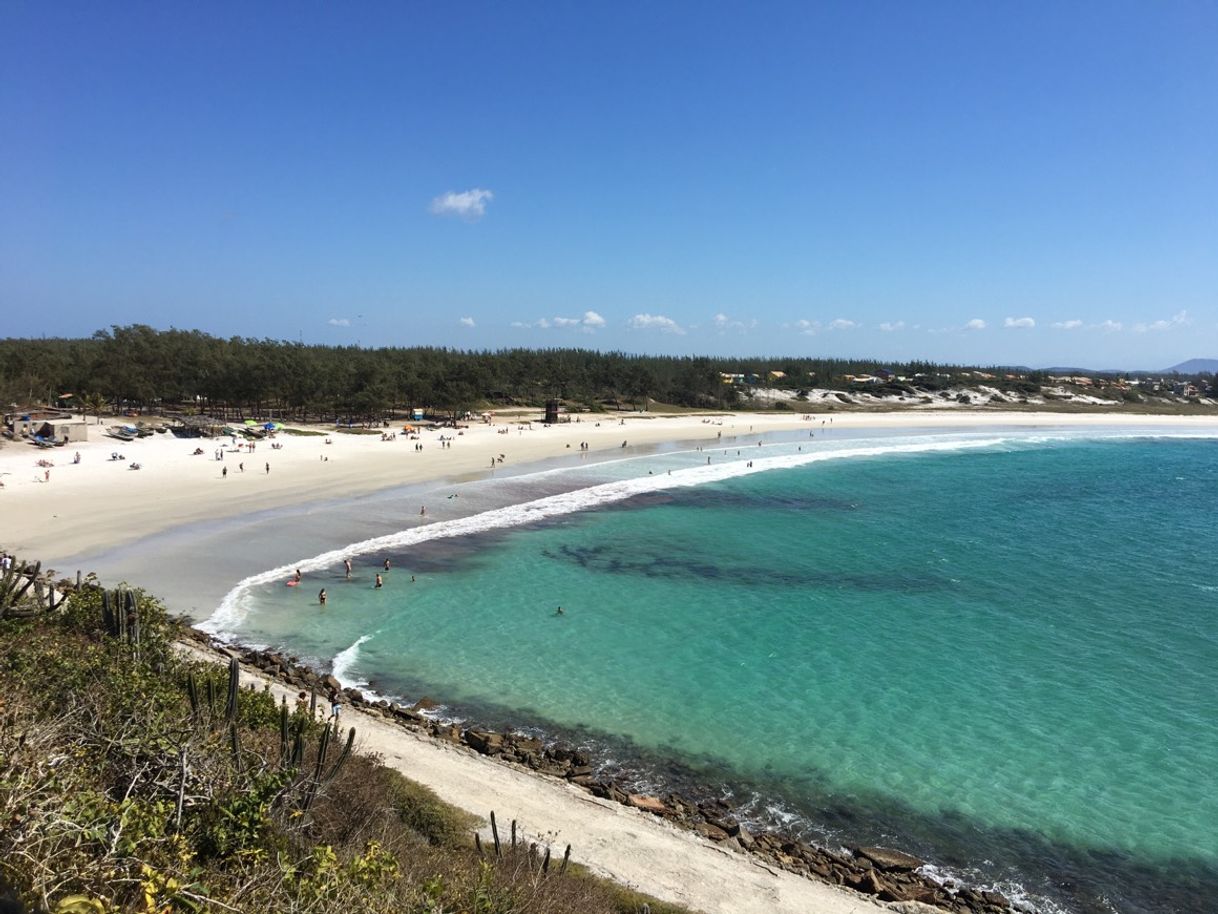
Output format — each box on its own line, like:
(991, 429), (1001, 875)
(209, 432), (1218, 914)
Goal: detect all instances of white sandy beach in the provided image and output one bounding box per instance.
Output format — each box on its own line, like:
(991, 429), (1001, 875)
(5, 408), (1218, 566)
(6, 407), (1218, 914)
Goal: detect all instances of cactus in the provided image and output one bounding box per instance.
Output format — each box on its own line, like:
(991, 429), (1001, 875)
(279, 704), (290, 765)
(290, 729), (305, 767)
(224, 657), (239, 722)
(205, 677), (216, 716)
(187, 673), (200, 718)
(299, 722), (354, 811)
(324, 727), (355, 782)
(229, 721), (242, 772)
(0, 558), (40, 618)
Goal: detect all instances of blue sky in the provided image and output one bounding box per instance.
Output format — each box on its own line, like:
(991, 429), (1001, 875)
(2, 2), (1215, 368)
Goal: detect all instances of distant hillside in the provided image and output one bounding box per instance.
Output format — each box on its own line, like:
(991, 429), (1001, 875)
(1166, 358), (1218, 374)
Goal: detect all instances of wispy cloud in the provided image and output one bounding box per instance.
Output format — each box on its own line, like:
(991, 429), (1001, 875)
(794, 319), (819, 335)
(628, 313), (685, 334)
(879, 321), (905, 332)
(1004, 316), (1035, 329)
(1052, 319), (1083, 330)
(829, 318), (858, 330)
(327, 318), (351, 327)
(965, 319), (987, 331)
(513, 311), (605, 332)
(459, 317), (475, 328)
(712, 312), (757, 333)
(429, 188), (494, 221)
(1095, 320), (1123, 332)
(1133, 310), (1188, 333)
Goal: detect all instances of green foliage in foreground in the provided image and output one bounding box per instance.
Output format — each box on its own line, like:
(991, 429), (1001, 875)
(0, 589), (688, 914)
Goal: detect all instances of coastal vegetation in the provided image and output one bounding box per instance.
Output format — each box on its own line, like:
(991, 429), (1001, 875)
(2, 325), (1214, 423)
(0, 576), (686, 914)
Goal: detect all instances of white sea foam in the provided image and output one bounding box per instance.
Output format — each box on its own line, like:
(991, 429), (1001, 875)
(331, 633), (374, 689)
(199, 436), (1012, 637)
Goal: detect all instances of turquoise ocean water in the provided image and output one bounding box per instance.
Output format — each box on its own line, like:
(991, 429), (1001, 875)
(204, 431), (1218, 914)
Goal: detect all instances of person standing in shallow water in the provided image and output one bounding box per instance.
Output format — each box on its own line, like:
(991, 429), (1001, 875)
(374, 573), (383, 589)
(318, 588), (327, 606)
(343, 558), (351, 579)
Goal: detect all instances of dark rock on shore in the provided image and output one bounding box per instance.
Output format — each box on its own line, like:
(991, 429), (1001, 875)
(855, 845), (925, 871)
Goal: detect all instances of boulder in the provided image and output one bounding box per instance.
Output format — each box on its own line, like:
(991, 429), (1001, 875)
(627, 794), (670, 816)
(463, 729), (504, 754)
(855, 846), (925, 871)
(411, 695), (440, 711)
(694, 822), (730, 841)
(321, 674), (341, 693)
(860, 870), (884, 895)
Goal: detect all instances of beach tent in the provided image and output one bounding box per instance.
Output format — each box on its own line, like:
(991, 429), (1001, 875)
(243, 419), (258, 426)
(263, 422), (276, 431)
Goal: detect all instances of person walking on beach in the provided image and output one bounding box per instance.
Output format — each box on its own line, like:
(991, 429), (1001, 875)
(222, 466), (227, 479)
(318, 588), (327, 606)
(295, 691), (308, 715)
(329, 691), (341, 721)
(343, 558), (351, 579)
(265, 462), (270, 474)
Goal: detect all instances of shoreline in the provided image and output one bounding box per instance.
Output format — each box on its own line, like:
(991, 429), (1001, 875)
(176, 629), (1010, 914)
(5, 408), (1218, 568)
(8, 409), (1218, 914)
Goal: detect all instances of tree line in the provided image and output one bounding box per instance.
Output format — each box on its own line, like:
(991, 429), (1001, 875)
(2, 324), (1042, 421)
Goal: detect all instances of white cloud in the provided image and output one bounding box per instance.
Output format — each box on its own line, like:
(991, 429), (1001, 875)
(794, 319), (819, 335)
(1004, 317), (1036, 329)
(712, 312), (757, 333)
(965, 319), (987, 331)
(879, 321), (905, 332)
(829, 318), (858, 330)
(429, 188), (494, 221)
(1133, 310), (1189, 333)
(628, 313), (685, 334)
(1052, 319), (1083, 330)
(459, 317), (475, 328)
(1096, 320), (1123, 332)
(327, 318), (351, 327)
(514, 311), (606, 332)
